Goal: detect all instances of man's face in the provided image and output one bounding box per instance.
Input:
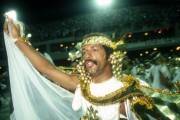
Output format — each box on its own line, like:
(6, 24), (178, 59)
(82, 44), (109, 76)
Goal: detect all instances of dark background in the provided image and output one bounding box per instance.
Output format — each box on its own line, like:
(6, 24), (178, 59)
(1, 0), (179, 27)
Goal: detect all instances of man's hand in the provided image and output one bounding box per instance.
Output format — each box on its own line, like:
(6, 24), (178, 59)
(3, 16), (20, 39)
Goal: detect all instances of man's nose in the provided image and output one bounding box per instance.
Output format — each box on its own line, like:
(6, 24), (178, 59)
(84, 51), (92, 59)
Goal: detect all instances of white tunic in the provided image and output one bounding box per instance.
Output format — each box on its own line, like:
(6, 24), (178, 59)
(150, 64), (171, 90)
(72, 77), (139, 120)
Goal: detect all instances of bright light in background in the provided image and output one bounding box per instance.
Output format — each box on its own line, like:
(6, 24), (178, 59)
(27, 33), (32, 38)
(128, 34), (132, 38)
(123, 51), (127, 54)
(5, 10), (17, 21)
(144, 32), (148, 36)
(60, 44), (64, 47)
(145, 51), (149, 54)
(153, 48), (157, 51)
(26, 33), (32, 40)
(140, 53), (143, 56)
(176, 46), (180, 50)
(96, 0), (113, 7)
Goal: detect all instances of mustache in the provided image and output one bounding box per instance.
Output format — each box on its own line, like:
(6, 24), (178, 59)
(84, 59), (97, 65)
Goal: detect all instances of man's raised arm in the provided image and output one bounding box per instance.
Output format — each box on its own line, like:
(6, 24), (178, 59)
(4, 18), (79, 92)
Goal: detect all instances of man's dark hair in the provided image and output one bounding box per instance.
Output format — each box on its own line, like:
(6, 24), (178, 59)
(102, 45), (113, 59)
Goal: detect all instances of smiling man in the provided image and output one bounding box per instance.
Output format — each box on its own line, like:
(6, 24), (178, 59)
(72, 34), (137, 119)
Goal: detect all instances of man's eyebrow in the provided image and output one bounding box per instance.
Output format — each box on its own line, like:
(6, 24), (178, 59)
(91, 45), (98, 48)
(82, 45), (99, 51)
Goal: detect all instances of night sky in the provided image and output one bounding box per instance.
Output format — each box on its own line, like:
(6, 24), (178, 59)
(1, 0), (177, 29)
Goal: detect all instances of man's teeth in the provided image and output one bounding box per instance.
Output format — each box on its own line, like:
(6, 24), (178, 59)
(87, 61), (93, 67)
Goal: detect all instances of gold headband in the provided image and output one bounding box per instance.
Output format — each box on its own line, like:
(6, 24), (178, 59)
(82, 36), (117, 50)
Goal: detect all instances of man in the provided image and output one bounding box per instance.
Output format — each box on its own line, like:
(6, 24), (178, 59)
(3, 17), (179, 120)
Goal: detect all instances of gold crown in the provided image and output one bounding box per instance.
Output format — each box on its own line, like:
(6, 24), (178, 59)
(82, 36), (117, 50)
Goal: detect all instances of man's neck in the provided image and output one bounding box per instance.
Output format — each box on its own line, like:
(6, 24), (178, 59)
(91, 72), (112, 83)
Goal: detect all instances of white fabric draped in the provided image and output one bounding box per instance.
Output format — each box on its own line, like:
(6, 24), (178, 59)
(4, 25), (82, 120)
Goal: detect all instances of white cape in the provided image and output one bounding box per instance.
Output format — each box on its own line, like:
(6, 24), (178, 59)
(4, 31), (82, 120)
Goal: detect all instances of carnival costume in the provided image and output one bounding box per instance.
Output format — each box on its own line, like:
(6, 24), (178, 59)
(3, 19), (180, 120)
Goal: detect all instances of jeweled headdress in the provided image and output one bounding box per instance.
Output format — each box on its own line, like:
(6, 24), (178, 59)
(82, 36), (117, 50)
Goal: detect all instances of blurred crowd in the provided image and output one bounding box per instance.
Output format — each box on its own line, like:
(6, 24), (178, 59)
(122, 52), (179, 91)
(0, 3), (180, 47)
(23, 3), (180, 42)
(0, 71), (10, 108)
